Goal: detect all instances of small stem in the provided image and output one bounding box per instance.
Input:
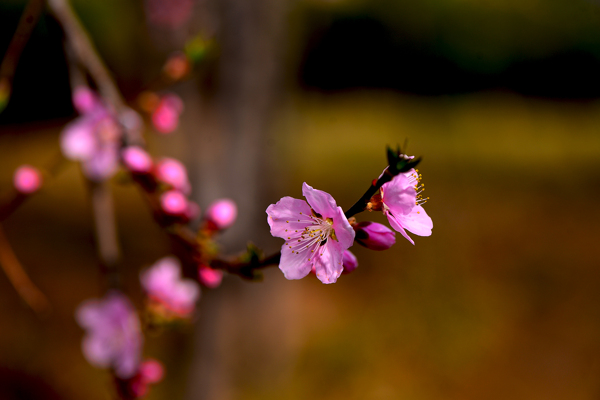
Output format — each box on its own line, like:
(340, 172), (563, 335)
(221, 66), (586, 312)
(344, 169), (395, 219)
(0, 0), (46, 111)
(90, 181), (121, 289)
(0, 223), (51, 315)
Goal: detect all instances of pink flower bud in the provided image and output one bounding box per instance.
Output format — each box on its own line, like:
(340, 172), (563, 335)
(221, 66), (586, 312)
(139, 359), (164, 384)
(353, 221), (396, 251)
(155, 158), (191, 194)
(60, 119), (96, 161)
(151, 94), (183, 134)
(72, 86), (100, 114)
(341, 250), (358, 274)
(160, 190), (188, 215)
(13, 165), (42, 194)
(205, 199), (237, 229)
(122, 146), (153, 173)
(198, 265), (223, 289)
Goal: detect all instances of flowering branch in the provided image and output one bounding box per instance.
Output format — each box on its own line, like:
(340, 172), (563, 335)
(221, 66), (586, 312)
(0, 223), (50, 315)
(0, 0), (46, 112)
(344, 145), (421, 219)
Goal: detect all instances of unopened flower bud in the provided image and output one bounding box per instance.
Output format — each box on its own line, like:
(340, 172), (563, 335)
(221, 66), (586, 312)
(151, 94), (183, 134)
(13, 165), (42, 194)
(139, 359), (164, 384)
(353, 221), (396, 251)
(72, 86), (99, 114)
(122, 146), (153, 173)
(205, 199), (237, 230)
(198, 265), (223, 289)
(341, 250), (358, 274)
(155, 158), (191, 194)
(160, 190), (188, 215)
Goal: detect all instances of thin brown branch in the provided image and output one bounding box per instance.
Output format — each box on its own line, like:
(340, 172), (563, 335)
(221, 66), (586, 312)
(47, 0), (125, 110)
(0, 0), (46, 112)
(0, 223), (51, 315)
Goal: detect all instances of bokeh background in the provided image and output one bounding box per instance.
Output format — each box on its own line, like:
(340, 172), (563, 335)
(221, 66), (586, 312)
(1, 0), (600, 399)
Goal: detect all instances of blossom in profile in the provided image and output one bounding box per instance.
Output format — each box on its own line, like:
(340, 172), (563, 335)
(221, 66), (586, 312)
(13, 165), (42, 194)
(381, 169), (432, 245)
(205, 199), (237, 230)
(155, 157), (191, 194)
(140, 256), (200, 317)
(75, 291), (142, 379)
(151, 94), (183, 134)
(122, 146), (153, 174)
(198, 265), (223, 289)
(266, 183), (355, 284)
(341, 249), (358, 274)
(353, 221), (396, 251)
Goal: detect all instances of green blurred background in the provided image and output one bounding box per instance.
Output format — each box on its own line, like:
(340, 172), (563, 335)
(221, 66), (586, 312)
(1, 0), (600, 399)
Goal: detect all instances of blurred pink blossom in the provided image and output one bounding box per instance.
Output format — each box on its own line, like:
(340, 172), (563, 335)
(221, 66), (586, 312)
(151, 94), (183, 134)
(140, 256), (200, 316)
(381, 169), (432, 245)
(128, 358), (164, 398)
(122, 146), (153, 173)
(155, 157), (191, 194)
(75, 291), (142, 379)
(144, 0), (194, 29)
(205, 199), (237, 230)
(72, 86), (101, 114)
(13, 165), (42, 194)
(198, 265), (223, 289)
(266, 183), (355, 284)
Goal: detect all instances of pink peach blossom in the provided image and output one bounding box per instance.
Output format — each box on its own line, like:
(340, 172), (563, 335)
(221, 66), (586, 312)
(205, 199), (237, 229)
(381, 169), (432, 245)
(198, 265), (223, 289)
(341, 249), (358, 274)
(122, 146), (153, 173)
(140, 256), (200, 316)
(266, 183), (355, 284)
(151, 94), (183, 134)
(353, 221), (396, 250)
(160, 190), (189, 216)
(75, 291), (142, 379)
(155, 158), (191, 194)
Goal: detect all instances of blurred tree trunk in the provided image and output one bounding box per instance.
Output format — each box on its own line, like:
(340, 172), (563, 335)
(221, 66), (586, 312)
(176, 0), (298, 399)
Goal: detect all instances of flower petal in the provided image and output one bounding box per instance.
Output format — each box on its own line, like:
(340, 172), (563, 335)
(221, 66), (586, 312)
(279, 245), (313, 280)
(381, 172), (416, 215)
(314, 241), (344, 284)
(331, 206), (355, 249)
(385, 210), (415, 245)
(266, 197), (312, 238)
(395, 205), (433, 237)
(302, 182), (339, 219)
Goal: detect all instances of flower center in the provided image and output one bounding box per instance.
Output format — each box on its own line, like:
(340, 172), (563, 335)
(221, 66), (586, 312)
(283, 210), (335, 260)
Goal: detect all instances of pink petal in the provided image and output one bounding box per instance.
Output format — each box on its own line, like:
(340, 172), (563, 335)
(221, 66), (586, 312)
(61, 119), (96, 161)
(381, 173), (416, 215)
(385, 210), (415, 245)
(302, 182), (339, 219)
(395, 205), (433, 237)
(330, 206), (355, 249)
(266, 197), (312, 238)
(341, 249), (358, 274)
(279, 245), (313, 280)
(313, 241), (344, 284)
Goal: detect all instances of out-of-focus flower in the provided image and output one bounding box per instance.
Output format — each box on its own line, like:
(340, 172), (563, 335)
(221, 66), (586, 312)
(198, 265), (223, 289)
(341, 249), (358, 274)
(381, 169), (432, 245)
(13, 165), (42, 194)
(61, 88), (121, 181)
(151, 94), (183, 134)
(266, 183), (355, 284)
(205, 199), (237, 230)
(72, 86), (100, 114)
(75, 291), (142, 379)
(155, 158), (191, 194)
(122, 146), (153, 174)
(353, 221), (396, 251)
(140, 256), (200, 317)
(163, 52), (191, 81)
